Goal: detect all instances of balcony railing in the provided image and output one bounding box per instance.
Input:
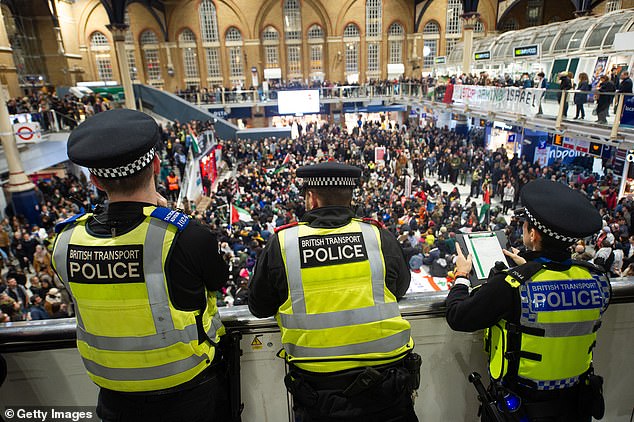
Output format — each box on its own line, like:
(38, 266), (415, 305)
(175, 83), (634, 141)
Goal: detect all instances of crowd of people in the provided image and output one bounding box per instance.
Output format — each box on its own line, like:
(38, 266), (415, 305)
(0, 173), (93, 322)
(179, 116), (631, 304)
(6, 90), (115, 132)
(3, 102), (634, 321)
(175, 77), (439, 104)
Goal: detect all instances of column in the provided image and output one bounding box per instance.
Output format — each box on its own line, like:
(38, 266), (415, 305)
(461, 13), (479, 76)
(107, 25), (136, 110)
(0, 84), (39, 223)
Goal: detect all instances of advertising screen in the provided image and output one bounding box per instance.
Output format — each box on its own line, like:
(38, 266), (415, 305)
(277, 90), (320, 115)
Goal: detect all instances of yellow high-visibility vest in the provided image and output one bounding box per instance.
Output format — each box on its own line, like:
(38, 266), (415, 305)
(486, 264), (610, 390)
(277, 219), (413, 373)
(52, 206), (224, 392)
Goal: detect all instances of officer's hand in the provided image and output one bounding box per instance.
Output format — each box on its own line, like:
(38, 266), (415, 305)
(155, 192), (168, 207)
(503, 247), (526, 266)
(455, 243), (473, 274)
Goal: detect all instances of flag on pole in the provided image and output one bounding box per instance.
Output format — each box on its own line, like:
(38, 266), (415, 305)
(231, 204), (253, 224)
(187, 124), (200, 155)
(479, 203), (490, 225)
(270, 153), (292, 175)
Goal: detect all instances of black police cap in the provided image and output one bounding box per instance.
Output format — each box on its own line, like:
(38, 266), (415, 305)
(296, 162), (361, 188)
(517, 179), (602, 243)
(67, 109), (159, 179)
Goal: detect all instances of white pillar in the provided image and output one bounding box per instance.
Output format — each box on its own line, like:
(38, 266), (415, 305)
(461, 14), (479, 76)
(108, 25), (136, 110)
(0, 85), (34, 193)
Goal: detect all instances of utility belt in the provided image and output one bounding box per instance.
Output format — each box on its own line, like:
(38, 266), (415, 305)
(284, 353), (421, 417)
(487, 369), (605, 421)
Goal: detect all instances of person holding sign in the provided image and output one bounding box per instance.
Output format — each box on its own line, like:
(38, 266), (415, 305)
(446, 179), (610, 421)
(249, 162), (420, 422)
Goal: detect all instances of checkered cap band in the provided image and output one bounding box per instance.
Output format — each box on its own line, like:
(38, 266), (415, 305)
(301, 177), (357, 187)
(89, 148), (156, 179)
(524, 208), (577, 243)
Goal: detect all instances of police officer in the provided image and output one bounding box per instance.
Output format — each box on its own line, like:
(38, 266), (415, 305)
(446, 179), (610, 421)
(249, 162), (420, 422)
(52, 109), (229, 422)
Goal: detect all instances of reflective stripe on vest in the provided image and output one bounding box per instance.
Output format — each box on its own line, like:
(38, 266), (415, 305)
(277, 220), (412, 370)
(81, 354), (208, 382)
(284, 330), (411, 358)
(52, 209), (223, 391)
(488, 266), (610, 390)
(75, 311), (223, 352)
(279, 223), (397, 331)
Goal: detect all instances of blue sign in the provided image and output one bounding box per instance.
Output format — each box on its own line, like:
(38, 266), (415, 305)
(527, 280), (603, 312)
(508, 134), (516, 143)
(548, 145), (583, 165)
(621, 96), (634, 128)
(538, 139), (547, 149)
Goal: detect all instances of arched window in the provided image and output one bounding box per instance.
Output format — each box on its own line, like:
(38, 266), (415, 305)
(366, 0), (382, 77)
(527, 0), (542, 26)
(446, 0), (463, 35)
(501, 18), (518, 32)
(124, 12), (138, 81)
(199, 0), (222, 83)
(388, 23), (404, 65)
(307, 25), (324, 76)
(262, 26), (280, 69)
(199, 0), (219, 42)
(178, 29), (199, 82)
(343, 24), (360, 39)
(308, 25), (324, 40)
(225, 27), (244, 82)
(140, 30), (162, 86)
(423, 39), (437, 68)
(343, 24), (360, 77)
(284, 0), (302, 77)
(366, 0), (382, 38)
(606, 0), (621, 12)
(262, 26), (279, 42)
(90, 32), (114, 81)
(423, 21), (440, 35)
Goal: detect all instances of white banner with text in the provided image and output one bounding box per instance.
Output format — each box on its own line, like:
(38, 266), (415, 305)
(452, 85), (545, 117)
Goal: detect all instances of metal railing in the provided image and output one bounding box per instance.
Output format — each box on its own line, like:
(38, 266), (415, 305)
(177, 83), (634, 140)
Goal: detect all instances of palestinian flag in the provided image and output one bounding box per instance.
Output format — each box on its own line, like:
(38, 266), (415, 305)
(187, 124), (200, 155)
(479, 203), (490, 225)
(271, 153), (292, 175)
(231, 204), (253, 224)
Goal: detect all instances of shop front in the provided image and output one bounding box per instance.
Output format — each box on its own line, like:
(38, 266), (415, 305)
(342, 104), (407, 133)
(485, 121), (522, 158)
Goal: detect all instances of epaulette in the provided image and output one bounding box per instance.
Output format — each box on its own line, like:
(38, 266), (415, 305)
(150, 207), (190, 232)
(571, 259), (606, 275)
(54, 213), (88, 234)
(505, 261), (544, 285)
(274, 222), (299, 233)
(360, 217), (385, 229)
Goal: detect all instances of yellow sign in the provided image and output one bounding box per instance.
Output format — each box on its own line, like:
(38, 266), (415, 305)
(251, 335), (263, 350)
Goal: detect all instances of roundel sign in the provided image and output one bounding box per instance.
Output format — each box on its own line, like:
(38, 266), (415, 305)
(12, 122), (41, 143)
(16, 126), (34, 141)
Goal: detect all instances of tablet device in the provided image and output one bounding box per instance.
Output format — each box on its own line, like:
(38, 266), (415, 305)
(456, 231), (512, 286)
